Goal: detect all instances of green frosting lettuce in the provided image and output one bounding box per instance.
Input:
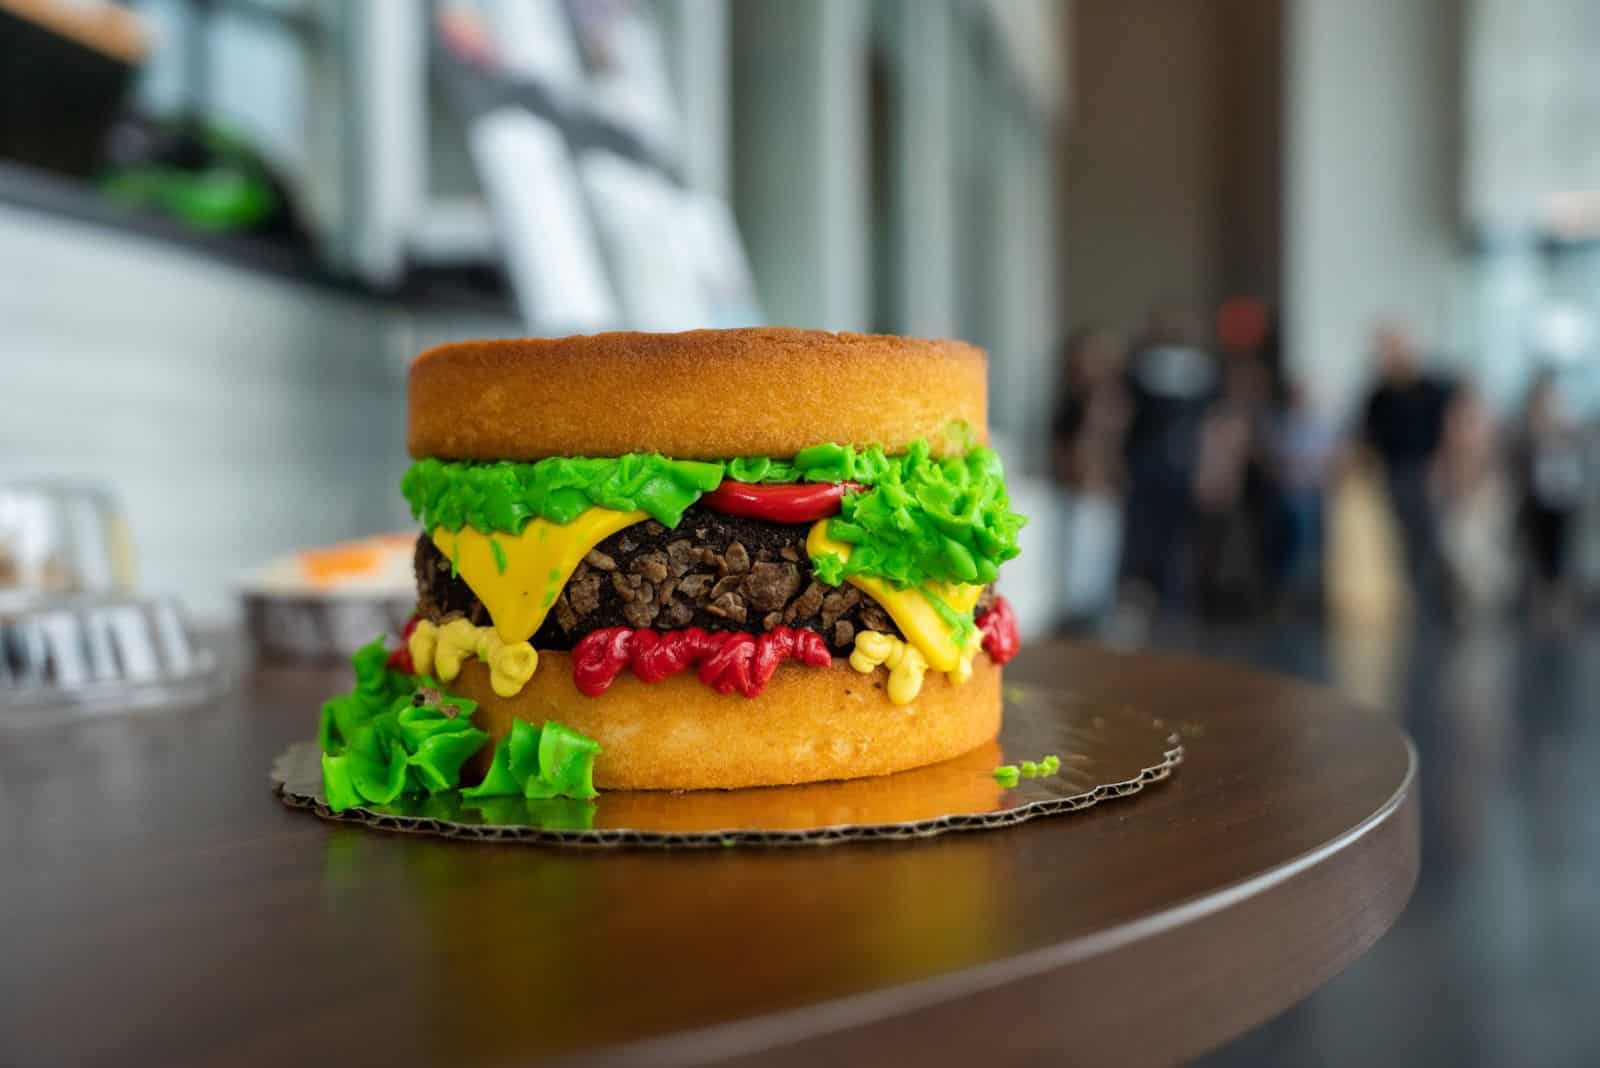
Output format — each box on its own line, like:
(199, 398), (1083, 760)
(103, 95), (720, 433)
(462, 719), (600, 801)
(401, 454), (724, 532)
(824, 441), (1024, 589)
(1014, 753), (1063, 780)
(723, 442), (896, 485)
(810, 551), (845, 586)
(724, 456), (796, 483)
(919, 586), (977, 647)
(318, 639), (601, 813)
(401, 439), (1025, 590)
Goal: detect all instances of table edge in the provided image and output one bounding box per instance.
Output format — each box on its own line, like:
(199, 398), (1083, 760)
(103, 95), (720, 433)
(559, 731), (1420, 1067)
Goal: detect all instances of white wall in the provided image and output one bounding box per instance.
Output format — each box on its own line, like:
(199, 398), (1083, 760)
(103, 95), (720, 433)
(1285, 0), (1464, 416)
(0, 208), (515, 619)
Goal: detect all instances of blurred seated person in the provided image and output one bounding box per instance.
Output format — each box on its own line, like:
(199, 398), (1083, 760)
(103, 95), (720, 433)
(1268, 381), (1338, 598)
(1436, 384), (1515, 624)
(1117, 313), (1218, 626)
(1360, 322), (1456, 613)
(1052, 328), (1130, 493)
(1051, 329), (1131, 626)
(1192, 384), (1263, 619)
(1516, 371), (1586, 629)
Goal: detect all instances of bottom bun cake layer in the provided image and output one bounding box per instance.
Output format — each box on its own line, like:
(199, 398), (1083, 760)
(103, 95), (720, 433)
(451, 652), (1003, 791)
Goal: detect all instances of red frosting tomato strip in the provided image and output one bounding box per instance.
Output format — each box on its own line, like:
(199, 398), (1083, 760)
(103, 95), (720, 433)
(572, 625), (832, 698)
(976, 596), (1020, 665)
(700, 480), (862, 523)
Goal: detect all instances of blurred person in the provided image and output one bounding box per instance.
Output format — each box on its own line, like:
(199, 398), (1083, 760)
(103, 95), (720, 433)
(1114, 313), (1218, 630)
(1051, 329), (1132, 626)
(1215, 299), (1309, 618)
(1051, 328), (1130, 494)
(1216, 296), (1271, 362)
(1191, 395), (1259, 618)
(1268, 381), (1338, 599)
(1215, 295), (1284, 408)
(1436, 385), (1516, 623)
(1327, 448), (1411, 630)
(1515, 371), (1586, 628)
(1192, 353), (1274, 619)
(1360, 322), (1456, 614)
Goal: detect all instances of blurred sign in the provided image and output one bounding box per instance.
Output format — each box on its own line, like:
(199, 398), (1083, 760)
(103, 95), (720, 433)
(442, 0), (762, 334)
(468, 108), (619, 332)
(578, 150), (760, 330)
(567, 0), (680, 162)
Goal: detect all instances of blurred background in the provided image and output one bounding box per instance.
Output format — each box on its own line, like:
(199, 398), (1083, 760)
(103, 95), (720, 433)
(5, 0), (1600, 1063)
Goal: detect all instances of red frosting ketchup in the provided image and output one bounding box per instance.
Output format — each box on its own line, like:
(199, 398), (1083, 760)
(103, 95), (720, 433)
(976, 596), (1019, 665)
(572, 625), (832, 698)
(700, 480), (862, 523)
(387, 615), (422, 674)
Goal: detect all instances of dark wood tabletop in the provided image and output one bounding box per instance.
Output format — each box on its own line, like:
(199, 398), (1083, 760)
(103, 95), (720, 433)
(0, 638), (1417, 1068)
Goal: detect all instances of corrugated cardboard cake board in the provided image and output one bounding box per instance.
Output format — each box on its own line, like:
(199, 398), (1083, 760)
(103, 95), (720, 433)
(273, 684), (1182, 847)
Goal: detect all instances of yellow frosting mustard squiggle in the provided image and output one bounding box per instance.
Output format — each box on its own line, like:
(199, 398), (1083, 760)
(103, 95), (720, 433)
(848, 631), (928, 704)
(408, 618), (538, 698)
(848, 629), (978, 704)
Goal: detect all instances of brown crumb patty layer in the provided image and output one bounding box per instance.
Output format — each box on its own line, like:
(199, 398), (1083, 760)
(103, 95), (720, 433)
(415, 506), (994, 656)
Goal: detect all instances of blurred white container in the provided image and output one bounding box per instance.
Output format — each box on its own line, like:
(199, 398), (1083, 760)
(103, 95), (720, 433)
(997, 474), (1062, 641)
(0, 480), (136, 597)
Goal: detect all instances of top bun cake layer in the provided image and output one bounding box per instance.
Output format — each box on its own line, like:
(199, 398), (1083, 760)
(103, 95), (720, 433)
(407, 328), (988, 461)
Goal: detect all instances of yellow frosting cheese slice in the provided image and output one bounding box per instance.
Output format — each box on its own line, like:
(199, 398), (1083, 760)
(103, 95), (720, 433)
(430, 508), (647, 645)
(805, 521), (983, 673)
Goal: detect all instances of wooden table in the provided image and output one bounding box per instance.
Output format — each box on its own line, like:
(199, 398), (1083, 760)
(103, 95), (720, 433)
(0, 640), (1417, 1067)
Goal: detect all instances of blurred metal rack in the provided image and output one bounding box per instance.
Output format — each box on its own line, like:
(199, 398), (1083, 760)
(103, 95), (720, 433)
(435, 58), (685, 189)
(0, 594), (219, 722)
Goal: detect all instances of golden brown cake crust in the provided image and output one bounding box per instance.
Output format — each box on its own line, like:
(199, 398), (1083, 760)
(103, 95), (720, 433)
(408, 328), (988, 461)
(452, 652), (1003, 790)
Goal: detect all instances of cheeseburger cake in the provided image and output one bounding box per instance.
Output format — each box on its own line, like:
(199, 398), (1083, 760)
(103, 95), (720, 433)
(316, 328), (1024, 809)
